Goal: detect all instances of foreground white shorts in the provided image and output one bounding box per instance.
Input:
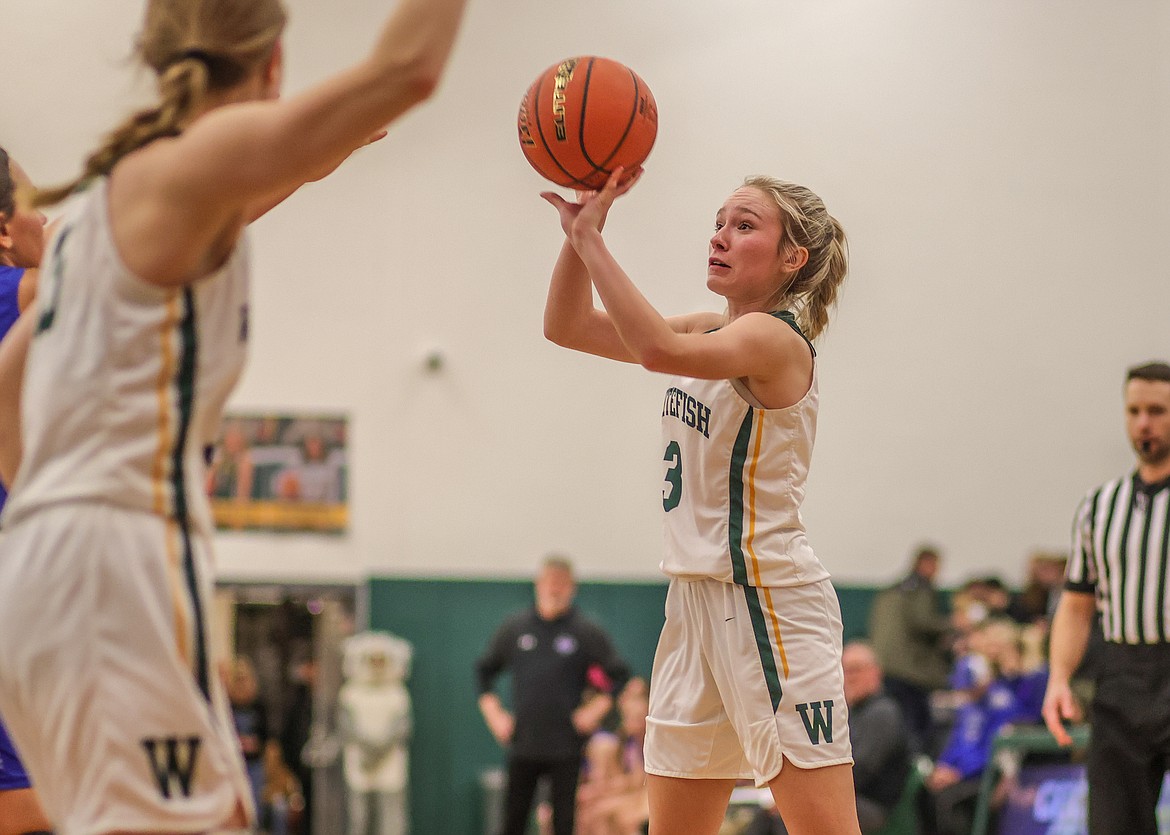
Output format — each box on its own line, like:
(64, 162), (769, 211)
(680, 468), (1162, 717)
(644, 576), (853, 786)
(0, 503), (253, 835)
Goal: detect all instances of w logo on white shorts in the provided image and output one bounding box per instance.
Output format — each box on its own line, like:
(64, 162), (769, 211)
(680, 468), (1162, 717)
(142, 736), (201, 798)
(795, 700), (834, 745)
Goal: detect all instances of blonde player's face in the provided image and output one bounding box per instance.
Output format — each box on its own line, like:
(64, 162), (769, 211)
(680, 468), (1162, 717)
(0, 161), (47, 269)
(1126, 379), (1170, 467)
(707, 187), (790, 305)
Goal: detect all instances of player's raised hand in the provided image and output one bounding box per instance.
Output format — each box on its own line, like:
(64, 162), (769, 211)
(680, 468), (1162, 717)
(540, 166), (642, 238)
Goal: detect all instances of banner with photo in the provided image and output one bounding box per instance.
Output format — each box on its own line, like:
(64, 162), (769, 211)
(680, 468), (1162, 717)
(207, 413), (348, 534)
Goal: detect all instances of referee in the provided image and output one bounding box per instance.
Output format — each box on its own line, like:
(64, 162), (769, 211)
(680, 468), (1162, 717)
(1043, 361), (1170, 835)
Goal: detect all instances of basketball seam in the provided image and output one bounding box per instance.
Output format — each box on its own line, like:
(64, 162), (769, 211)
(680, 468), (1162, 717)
(593, 67), (642, 179)
(532, 59), (597, 190)
(577, 58), (607, 187)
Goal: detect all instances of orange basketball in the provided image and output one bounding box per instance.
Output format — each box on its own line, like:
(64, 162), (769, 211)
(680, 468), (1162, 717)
(518, 56), (658, 190)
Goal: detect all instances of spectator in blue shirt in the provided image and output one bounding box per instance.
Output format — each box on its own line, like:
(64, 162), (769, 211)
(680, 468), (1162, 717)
(925, 618), (1048, 835)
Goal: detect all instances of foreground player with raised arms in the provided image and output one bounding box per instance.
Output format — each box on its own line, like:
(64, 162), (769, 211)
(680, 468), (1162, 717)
(0, 147), (51, 835)
(0, 0), (468, 831)
(543, 169), (860, 835)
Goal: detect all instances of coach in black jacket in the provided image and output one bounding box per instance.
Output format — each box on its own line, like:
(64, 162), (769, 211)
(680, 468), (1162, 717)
(476, 555), (630, 835)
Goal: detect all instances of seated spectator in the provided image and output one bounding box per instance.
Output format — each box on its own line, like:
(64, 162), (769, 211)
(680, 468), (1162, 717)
(1008, 552), (1066, 627)
(260, 739), (304, 835)
(951, 574), (1012, 640)
(842, 642), (914, 832)
(226, 656), (271, 821)
(924, 618), (1047, 835)
(576, 677), (650, 835)
(946, 612), (1000, 709)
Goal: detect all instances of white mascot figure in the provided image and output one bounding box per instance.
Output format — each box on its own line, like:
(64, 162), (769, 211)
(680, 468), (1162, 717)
(339, 631), (413, 835)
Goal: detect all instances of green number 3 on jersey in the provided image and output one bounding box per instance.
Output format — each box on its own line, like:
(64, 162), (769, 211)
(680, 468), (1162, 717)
(663, 440), (682, 511)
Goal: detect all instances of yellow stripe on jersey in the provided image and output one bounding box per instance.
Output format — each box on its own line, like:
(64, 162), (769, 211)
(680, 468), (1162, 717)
(151, 293), (181, 516)
(165, 518), (192, 667)
(745, 412), (790, 678)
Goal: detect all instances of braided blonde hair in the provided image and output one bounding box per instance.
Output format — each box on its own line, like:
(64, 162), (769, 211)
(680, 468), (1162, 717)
(35, 0), (287, 207)
(743, 176), (848, 341)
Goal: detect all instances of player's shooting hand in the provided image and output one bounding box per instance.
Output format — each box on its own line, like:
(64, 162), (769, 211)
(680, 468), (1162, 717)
(541, 166), (643, 239)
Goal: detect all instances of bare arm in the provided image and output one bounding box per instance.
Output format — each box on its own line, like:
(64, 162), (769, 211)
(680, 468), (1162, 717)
(544, 173), (809, 391)
(246, 130), (388, 223)
(544, 234), (716, 363)
(544, 237), (633, 362)
(543, 171), (679, 362)
(1041, 590), (1096, 745)
(114, 0), (468, 286)
(0, 312), (34, 485)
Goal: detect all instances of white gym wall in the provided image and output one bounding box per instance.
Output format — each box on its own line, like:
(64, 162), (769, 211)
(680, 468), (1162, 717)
(6, 0), (1168, 586)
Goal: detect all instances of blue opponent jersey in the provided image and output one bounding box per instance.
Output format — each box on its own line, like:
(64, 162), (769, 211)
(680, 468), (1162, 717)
(0, 265), (22, 510)
(0, 266), (28, 790)
(0, 718), (31, 789)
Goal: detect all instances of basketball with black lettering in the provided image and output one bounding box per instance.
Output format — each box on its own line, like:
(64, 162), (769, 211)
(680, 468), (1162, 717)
(517, 56), (658, 190)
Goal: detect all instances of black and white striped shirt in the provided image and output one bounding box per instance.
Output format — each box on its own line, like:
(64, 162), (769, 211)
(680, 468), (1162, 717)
(1066, 472), (1170, 644)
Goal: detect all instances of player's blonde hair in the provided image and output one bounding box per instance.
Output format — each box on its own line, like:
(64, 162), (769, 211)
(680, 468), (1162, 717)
(743, 176), (848, 341)
(35, 0), (287, 207)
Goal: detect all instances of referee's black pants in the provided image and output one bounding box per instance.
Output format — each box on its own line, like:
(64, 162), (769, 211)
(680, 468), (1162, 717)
(1088, 642), (1170, 835)
(498, 753), (581, 835)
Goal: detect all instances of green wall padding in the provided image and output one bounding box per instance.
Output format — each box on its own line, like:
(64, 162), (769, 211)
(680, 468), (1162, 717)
(366, 577), (880, 835)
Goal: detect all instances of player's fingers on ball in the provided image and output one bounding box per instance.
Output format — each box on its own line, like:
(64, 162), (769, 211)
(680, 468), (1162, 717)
(618, 167), (642, 189)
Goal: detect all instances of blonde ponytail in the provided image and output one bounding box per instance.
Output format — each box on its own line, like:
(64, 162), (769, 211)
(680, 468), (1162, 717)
(743, 176), (849, 341)
(34, 0), (286, 207)
(34, 58), (213, 207)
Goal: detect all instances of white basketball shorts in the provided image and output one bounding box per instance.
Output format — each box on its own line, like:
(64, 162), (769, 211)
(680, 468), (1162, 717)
(644, 576), (853, 786)
(0, 503), (253, 834)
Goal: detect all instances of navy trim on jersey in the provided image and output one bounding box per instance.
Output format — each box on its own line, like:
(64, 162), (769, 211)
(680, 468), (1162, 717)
(173, 288), (211, 701)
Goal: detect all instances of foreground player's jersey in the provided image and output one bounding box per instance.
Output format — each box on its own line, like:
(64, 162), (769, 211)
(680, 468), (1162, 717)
(4, 178), (249, 537)
(659, 311), (829, 587)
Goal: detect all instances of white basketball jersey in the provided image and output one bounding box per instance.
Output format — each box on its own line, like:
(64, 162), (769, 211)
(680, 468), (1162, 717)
(660, 317), (829, 587)
(4, 179), (249, 537)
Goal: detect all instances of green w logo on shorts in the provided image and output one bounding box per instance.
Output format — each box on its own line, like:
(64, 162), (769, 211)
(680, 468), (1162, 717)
(795, 700), (834, 745)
